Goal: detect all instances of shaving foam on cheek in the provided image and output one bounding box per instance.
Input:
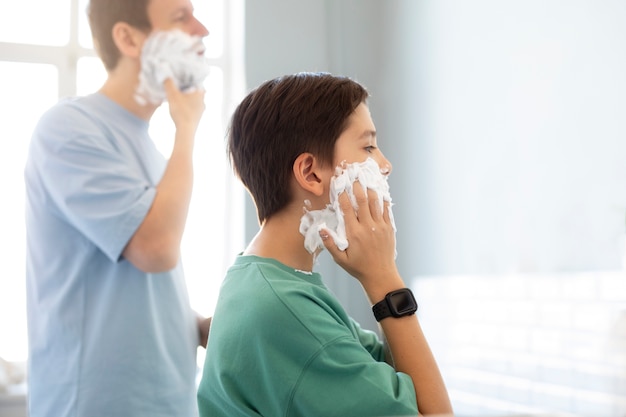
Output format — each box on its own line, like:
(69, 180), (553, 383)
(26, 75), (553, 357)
(299, 157), (396, 257)
(135, 29), (210, 106)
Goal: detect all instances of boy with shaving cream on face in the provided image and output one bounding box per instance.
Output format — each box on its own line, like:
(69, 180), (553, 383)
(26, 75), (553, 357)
(198, 72), (453, 417)
(25, 1), (213, 416)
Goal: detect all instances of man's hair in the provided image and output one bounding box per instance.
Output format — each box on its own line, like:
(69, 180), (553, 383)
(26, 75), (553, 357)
(228, 72), (369, 224)
(87, 0), (152, 71)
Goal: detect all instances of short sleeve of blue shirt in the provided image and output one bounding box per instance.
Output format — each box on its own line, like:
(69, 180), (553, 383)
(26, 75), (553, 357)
(30, 94), (162, 261)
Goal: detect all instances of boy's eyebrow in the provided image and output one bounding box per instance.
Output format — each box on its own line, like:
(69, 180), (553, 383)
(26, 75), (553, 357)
(359, 130), (377, 139)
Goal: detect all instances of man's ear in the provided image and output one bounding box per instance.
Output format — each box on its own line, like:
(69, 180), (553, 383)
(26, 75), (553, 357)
(111, 22), (146, 60)
(293, 153), (326, 197)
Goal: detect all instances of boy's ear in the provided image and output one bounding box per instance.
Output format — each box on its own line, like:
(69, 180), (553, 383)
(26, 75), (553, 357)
(293, 153), (326, 196)
(111, 22), (146, 60)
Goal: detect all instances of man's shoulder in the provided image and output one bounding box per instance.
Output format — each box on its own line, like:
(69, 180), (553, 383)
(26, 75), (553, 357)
(36, 95), (101, 132)
(32, 94), (127, 151)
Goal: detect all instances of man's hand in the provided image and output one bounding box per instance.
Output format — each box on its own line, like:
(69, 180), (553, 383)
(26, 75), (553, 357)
(163, 78), (206, 132)
(197, 316), (212, 348)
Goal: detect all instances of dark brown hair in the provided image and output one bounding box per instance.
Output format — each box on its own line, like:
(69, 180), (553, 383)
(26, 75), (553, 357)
(228, 72), (369, 224)
(87, 0), (152, 71)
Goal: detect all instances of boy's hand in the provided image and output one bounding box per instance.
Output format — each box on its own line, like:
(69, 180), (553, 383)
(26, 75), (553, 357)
(163, 78), (206, 132)
(320, 181), (404, 301)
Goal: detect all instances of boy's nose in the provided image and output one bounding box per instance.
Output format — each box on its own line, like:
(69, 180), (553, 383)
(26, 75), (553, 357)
(378, 154), (392, 176)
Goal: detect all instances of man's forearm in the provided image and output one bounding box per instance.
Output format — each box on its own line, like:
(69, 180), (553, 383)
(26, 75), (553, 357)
(122, 126), (195, 272)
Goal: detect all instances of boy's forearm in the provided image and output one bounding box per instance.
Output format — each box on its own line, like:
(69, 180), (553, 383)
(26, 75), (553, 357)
(379, 307), (453, 415)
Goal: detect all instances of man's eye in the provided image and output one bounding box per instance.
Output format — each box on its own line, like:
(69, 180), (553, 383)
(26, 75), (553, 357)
(365, 146), (376, 153)
(174, 13), (190, 22)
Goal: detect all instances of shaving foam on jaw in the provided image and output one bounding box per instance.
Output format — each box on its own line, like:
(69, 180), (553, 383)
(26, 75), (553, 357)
(299, 157), (396, 258)
(135, 29), (210, 106)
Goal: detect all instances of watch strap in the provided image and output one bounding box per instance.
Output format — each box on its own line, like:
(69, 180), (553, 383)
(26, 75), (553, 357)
(372, 297), (392, 322)
(372, 288), (418, 322)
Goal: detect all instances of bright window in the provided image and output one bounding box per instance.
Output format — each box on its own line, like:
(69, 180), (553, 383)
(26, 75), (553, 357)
(0, 0), (245, 363)
(0, 0), (71, 46)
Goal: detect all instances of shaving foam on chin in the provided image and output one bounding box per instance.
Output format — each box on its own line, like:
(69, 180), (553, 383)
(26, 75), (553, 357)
(299, 157), (396, 257)
(135, 29), (210, 106)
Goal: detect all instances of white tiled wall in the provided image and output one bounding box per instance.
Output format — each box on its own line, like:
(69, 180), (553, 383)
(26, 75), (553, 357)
(412, 271), (626, 417)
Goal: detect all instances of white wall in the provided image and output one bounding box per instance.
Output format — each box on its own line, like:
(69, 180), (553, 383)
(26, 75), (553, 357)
(409, 0), (626, 276)
(242, 0), (626, 280)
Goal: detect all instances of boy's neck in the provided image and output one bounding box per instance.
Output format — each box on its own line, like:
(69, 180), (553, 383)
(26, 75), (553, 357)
(243, 212), (316, 272)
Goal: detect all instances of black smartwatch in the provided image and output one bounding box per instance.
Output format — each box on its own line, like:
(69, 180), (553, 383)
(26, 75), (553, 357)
(372, 288), (418, 322)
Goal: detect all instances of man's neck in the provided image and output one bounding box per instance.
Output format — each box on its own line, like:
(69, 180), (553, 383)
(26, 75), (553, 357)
(99, 65), (159, 121)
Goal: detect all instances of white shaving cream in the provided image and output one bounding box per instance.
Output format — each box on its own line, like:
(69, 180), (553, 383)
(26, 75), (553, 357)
(135, 29), (210, 105)
(299, 157), (396, 258)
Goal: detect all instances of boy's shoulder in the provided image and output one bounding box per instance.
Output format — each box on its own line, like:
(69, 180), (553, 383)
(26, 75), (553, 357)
(218, 256), (354, 340)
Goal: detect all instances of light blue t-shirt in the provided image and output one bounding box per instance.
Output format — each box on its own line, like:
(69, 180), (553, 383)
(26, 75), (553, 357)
(24, 93), (199, 417)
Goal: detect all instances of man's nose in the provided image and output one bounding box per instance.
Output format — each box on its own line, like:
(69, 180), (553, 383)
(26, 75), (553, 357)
(194, 18), (209, 37)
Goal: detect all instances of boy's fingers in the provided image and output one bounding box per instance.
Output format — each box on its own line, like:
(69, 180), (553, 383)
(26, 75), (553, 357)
(382, 200), (391, 223)
(367, 188), (382, 220)
(351, 182), (369, 218)
(319, 228), (344, 261)
(337, 191), (356, 222)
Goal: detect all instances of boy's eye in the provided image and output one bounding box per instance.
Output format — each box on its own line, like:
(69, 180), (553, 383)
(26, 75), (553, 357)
(365, 146), (376, 153)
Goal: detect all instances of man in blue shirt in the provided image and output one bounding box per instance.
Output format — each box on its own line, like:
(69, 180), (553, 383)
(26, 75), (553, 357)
(24, 1), (211, 416)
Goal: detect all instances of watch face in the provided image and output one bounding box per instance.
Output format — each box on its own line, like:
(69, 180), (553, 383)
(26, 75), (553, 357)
(389, 290), (417, 315)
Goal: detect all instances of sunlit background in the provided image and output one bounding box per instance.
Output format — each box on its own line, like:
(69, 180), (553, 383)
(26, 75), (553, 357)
(0, 0), (245, 363)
